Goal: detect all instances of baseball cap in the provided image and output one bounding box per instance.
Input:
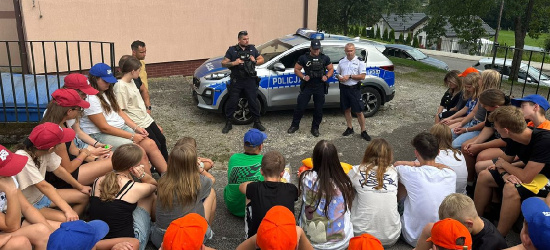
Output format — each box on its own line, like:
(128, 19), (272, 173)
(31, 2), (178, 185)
(47, 220), (109, 250)
(29, 122), (75, 150)
(458, 67), (479, 77)
(52, 89), (90, 109)
(511, 94), (550, 111)
(256, 206), (297, 250)
(0, 145), (27, 176)
(63, 73), (99, 95)
(89, 63), (117, 83)
(162, 213), (208, 250)
(311, 39), (321, 49)
(243, 128), (267, 147)
(348, 233), (384, 250)
(521, 197), (550, 250)
(427, 218), (472, 250)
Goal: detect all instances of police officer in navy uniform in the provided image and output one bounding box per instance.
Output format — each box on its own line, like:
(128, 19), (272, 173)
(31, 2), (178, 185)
(287, 39), (334, 137)
(221, 30), (265, 134)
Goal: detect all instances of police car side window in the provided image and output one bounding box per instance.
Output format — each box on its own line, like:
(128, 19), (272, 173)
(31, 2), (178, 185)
(322, 46), (345, 64)
(279, 48), (309, 68)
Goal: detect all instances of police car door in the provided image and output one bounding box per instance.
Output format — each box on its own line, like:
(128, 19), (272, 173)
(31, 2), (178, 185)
(267, 48), (309, 107)
(320, 46), (346, 104)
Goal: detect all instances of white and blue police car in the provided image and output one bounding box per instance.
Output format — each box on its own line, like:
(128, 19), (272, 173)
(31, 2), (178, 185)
(192, 29), (396, 124)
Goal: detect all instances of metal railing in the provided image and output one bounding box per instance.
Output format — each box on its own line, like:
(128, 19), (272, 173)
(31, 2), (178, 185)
(0, 41), (115, 122)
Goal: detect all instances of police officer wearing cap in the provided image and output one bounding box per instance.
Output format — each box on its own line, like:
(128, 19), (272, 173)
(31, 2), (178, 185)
(221, 31), (265, 134)
(337, 43), (371, 141)
(287, 39), (333, 137)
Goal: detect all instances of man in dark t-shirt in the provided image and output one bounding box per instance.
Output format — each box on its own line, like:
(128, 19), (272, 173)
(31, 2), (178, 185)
(474, 106), (550, 237)
(221, 31), (265, 134)
(238, 151), (298, 238)
(287, 39), (334, 137)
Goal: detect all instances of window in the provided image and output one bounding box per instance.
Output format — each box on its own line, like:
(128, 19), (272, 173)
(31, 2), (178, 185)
(321, 46), (346, 64)
(279, 48), (309, 68)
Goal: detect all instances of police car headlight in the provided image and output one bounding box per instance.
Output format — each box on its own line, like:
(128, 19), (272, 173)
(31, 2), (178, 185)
(204, 89), (213, 96)
(204, 72), (229, 80)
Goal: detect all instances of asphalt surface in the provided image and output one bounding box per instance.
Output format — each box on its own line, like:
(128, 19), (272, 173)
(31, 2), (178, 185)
(430, 55), (477, 72)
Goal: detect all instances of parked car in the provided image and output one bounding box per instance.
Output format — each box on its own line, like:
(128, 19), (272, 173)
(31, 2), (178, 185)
(192, 29), (396, 125)
(473, 57), (550, 86)
(383, 44), (449, 71)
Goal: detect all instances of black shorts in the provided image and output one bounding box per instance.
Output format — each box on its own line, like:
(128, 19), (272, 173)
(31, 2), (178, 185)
(489, 168), (549, 201)
(45, 166), (80, 189)
(340, 87), (363, 113)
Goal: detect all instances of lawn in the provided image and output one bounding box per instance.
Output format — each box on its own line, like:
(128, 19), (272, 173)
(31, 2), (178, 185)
(489, 30), (549, 48)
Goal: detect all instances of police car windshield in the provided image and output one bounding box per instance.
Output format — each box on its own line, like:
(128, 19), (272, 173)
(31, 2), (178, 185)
(257, 40), (292, 62)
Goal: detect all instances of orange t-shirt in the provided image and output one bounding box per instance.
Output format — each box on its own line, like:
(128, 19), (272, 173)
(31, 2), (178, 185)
(527, 120), (550, 130)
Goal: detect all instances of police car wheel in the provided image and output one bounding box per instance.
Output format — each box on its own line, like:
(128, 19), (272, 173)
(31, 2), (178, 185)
(361, 87), (381, 117)
(226, 97), (260, 125)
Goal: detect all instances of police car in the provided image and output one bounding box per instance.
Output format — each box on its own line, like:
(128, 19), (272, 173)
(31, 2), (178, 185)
(192, 29), (396, 125)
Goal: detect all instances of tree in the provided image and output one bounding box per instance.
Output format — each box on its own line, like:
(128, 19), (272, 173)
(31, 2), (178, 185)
(317, 0), (422, 35)
(375, 26), (381, 39)
(383, 28), (389, 41)
(398, 32), (405, 44)
(389, 29), (395, 42)
(405, 32), (413, 45)
(413, 36), (420, 47)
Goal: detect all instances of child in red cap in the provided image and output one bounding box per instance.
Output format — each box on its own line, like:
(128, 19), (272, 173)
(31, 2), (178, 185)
(0, 144), (57, 249)
(348, 233), (384, 250)
(161, 213), (215, 250)
(427, 218), (472, 250)
(237, 206), (313, 250)
(14, 122), (90, 223)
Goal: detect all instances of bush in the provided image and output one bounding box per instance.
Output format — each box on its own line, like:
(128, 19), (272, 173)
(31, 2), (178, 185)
(405, 33), (412, 45)
(383, 28), (389, 41)
(413, 36), (419, 48)
(389, 29), (395, 43)
(398, 32), (404, 44)
(375, 26), (381, 39)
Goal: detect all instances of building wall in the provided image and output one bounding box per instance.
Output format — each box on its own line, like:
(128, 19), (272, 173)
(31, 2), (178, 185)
(18, 0), (318, 75)
(0, 0), (21, 67)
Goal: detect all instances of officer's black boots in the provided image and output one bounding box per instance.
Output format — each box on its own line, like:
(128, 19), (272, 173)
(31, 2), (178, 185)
(222, 120), (232, 134)
(287, 126), (299, 134)
(311, 128), (320, 137)
(253, 118), (265, 131)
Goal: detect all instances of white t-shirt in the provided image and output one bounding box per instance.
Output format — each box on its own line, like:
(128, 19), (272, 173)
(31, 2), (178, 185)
(15, 150), (61, 204)
(347, 165), (401, 247)
(435, 149), (468, 194)
(0, 177), (19, 213)
(113, 79), (154, 128)
(396, 164), (456, 247)
(80, 94), (125, 134)
(337, 56), (366, 86)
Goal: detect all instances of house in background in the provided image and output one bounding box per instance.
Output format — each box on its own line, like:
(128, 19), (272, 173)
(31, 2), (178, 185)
(375, 13), (495, 55)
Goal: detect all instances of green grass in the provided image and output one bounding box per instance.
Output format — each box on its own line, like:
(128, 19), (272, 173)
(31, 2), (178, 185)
(489, 30), (549, 48)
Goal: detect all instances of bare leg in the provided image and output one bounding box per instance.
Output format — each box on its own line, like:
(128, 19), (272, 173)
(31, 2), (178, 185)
(344, 108), (353, 129)
(96, 238), (139, 250)
(475, 160), (494, 174)
(0, 235), (31, 250)
(356, 112), (366, 132)
(203, 188), (217, 224)
(414, 223), (434, 250)
(139, 138), (167, 173)
(461, 144), (477, 182)
(4, 223), (50, 250)
(54, 189), (89, 216)
(474, 169), (499, 217)
(37, 208), (66, 222)
(497, 183), (522, 236)
(77, 161), (113, 185)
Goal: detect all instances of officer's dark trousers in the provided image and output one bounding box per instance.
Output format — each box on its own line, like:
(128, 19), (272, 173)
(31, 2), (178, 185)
(225, 77), (260, 120)
(291, 84), (325, 129)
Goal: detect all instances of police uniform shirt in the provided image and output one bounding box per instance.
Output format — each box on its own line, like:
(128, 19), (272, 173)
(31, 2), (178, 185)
(297, 53), (331, 84)
(337, 56), (366, 86)
(224, 45), (260, 77)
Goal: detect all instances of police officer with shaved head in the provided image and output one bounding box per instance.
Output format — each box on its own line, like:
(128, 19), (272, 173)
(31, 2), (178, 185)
(287, 39), (334, 137)
(221, 30), (265, 134)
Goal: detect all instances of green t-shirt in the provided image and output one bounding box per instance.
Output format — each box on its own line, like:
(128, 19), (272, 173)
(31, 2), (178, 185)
(223, 153), (264, 217)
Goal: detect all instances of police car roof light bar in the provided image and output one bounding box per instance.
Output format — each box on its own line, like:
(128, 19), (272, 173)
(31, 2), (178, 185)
(296, 28), (324, 40)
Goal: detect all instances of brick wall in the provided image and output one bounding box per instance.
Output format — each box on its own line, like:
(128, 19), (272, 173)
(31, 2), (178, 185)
(146, 59), (207, 77)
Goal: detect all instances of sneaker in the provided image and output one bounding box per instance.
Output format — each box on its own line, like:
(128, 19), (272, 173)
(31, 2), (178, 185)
(311, 128), (320, 137)
(361, 131), (371, 141)
(253, 121), (266, 131)
(222, 121), (232, 134)
(287, 126), (299, 133)
(342, 127), (354, 136)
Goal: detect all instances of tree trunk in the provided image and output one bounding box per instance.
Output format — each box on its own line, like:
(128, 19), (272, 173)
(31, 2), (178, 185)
(510, 0), (534, 81)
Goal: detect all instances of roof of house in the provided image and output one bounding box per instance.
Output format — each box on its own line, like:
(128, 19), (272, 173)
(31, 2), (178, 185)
(379, 13), (495, 37)
(380, 13), (428, 32)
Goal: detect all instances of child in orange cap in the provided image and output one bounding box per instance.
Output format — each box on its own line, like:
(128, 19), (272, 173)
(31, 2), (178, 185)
(348, 233), (384, 250)
(236, 206), (313, 250)
(161, 213), (215, 250)
(427, 218), (472, 250)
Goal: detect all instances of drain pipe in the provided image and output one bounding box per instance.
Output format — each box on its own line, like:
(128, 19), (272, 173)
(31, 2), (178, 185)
(303, 0), (308, 29)
(13, 0), (29, 74)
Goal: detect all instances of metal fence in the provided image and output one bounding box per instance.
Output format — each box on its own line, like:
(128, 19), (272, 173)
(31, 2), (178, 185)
(0, 41), (115, 122)
(488, 43), (550, 100)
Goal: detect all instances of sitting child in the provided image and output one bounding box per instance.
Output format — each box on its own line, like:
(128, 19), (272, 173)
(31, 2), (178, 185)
(239, 150), (298, 238)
